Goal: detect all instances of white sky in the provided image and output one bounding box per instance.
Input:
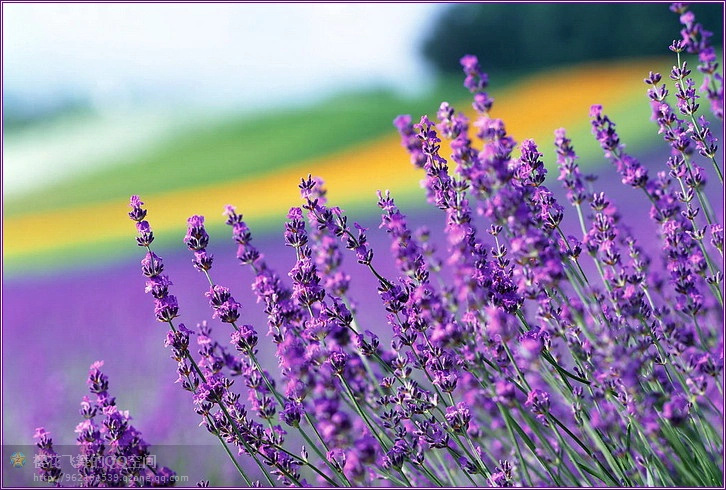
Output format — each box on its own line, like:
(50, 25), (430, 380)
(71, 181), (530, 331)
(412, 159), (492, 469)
(3, 3), (444, 110)
(2, 3), (445, 195)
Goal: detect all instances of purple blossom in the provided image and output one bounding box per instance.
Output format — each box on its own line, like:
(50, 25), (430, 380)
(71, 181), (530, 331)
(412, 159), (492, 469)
(140, 251), (164, 277)
(37, 363), (177, 487)
(212, 298), (241, 324)
(525, 389), (551, 422)
(135, 220), (154, 247)
(128, 195), (147, 222)
(154, 294), (180, 323)
(394, 114), (427, 169)
(460, 54), (490, 95)
(662, 395), (691, 426)
(185, 215), (214, 271)
(185, 215), (210, 251)
(555, 128), (587, 206)
(231, 324), (259, 352)
(114, 11), (726, 485)
(445, 402), (472, 433)
(34, 428), (63, 485)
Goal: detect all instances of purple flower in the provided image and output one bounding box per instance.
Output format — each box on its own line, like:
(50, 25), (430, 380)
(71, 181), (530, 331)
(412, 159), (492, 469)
(118, 16), (726, 485)
(710, 224), (723, 251)
(494, 379), (516, 405)
(128, 195), (147, 222)
(289, 250), (325, 308)
(285, 207), (309, 248)
(231, 324), (259, 352)
(141, 251), (164, 277)
(184, 215), (210, 251)
(383, 440), (408, 470)
(555, 128), (587, 206)
(38, 362), (177, 486)
(87, 360), (109, 395)
(145, 274), (172, 299)
(154, 295), (180, 323)
(662, 395), (691, 426)
(489, 460), (514, 487)
(193, 249), (214, 271)
(473, 91), (494, 113)
(281, 401), (303, 427)
(328, 350), (348, 374)
(445, 402), (472, 433)
(225, 205), (263, 265)
(213, 298), (241, 324)
(165, 324), (191, 361)
(393, 114), (427, 168)
(590, 104), (620, 153)
(135, 220), (154, 247)
(206, 284), (231, 307)
(33, 428), (63, 485)
(460, 54), (489, 94)
(525, 389), (551, 418)
(185, 215), (214, 271)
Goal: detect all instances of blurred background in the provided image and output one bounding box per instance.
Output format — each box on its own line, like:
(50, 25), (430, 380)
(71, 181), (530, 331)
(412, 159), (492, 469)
(3, 2), (723, 486)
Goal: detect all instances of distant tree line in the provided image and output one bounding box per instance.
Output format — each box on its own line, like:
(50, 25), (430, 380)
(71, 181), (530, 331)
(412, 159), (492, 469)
(422, 3), (724, 75)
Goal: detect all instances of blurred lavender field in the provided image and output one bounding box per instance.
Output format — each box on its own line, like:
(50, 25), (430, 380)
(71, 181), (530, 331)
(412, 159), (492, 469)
(3, 3), (724, 486)
(4, 142), (722, 485)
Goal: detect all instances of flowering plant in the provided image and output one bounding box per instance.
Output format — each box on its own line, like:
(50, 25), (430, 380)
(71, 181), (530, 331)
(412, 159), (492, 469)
(36, 3), (722, 487)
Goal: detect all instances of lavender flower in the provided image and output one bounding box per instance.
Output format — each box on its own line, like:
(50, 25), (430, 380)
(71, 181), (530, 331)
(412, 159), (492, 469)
(33, 428), (63, 486)
(116, 6), (724, 486)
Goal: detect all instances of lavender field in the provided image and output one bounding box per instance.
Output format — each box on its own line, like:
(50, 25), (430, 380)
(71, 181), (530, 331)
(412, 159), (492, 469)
(3, 2), (725, 488)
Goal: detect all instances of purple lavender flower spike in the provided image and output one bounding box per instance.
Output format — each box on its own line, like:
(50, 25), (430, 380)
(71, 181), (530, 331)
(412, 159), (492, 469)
(393, 114), (427, 168)
(140, 251), (164, 277)
(135, 220), (154, 247)
(662, 395), (691, 426)
(460, 54), (489, 94)
(38, 362), (177, 487)
(525, 389), (551, 425)
(128, 195), (147, 222)
(185, 215), (214, 271)
(231, 323), (259, 352)
(185, 215), (210, 251)
(33, 428), (63, 486)
(445, 402), (472, 434)
(154, 294), (180, 323)
(489, 460), (514, 487)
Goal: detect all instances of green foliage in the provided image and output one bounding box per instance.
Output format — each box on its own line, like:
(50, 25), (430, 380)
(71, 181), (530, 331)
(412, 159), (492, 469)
(422, 3), (724, 75)
(3, 84), (461, 218)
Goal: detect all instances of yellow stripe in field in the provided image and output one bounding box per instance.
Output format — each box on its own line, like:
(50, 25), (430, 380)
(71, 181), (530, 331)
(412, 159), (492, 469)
(3, 59), (659, 262)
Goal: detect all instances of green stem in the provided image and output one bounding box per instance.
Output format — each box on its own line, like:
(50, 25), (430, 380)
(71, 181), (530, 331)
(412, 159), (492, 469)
(213, 415), (252, 485)
(515, 311), (589, 385)
(270, 441), (340, 487)
(337, 373), (389, 452)
(500, 408), (533, 486)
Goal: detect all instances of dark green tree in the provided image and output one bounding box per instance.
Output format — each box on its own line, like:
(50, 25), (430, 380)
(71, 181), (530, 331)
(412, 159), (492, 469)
(422, 3), (723, 75)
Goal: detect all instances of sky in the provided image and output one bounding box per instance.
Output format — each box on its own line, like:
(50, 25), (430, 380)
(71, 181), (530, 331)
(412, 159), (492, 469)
(3, 3), (444, 111)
